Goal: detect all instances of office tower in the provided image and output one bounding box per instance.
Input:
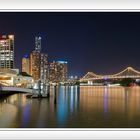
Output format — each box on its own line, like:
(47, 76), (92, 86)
(35, 36), (41, 52)
(57, 61), (68, 82)
(29, 36), (42, 81)
(0, 35), (14, 69)
(40, 53), (49, 83)
(49, 61), (68, 83)
(49, 61), (57, 83)
(29, 36), (49, 82)
(30, 51), (41, 81)
(22, 54), (30, 75)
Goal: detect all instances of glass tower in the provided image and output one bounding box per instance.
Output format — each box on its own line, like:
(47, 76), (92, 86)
(35, 36), (41, 52)
(22, 54), (30, 75)
(0, 35), (14, 69)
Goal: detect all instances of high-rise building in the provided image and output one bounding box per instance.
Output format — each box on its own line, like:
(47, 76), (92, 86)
(29, 36), (50, 83)
(49, 61), (57, 83)
(40, 53), (49, 83)
(35, 36), (41, 52)
(22, 54), (30, 75)
(57, 61), (68, 82)
(29, 36), (42, 81)
(0, 35), (14, 69)
(49, 61), (68, 83)
(30, 51), (41, 81)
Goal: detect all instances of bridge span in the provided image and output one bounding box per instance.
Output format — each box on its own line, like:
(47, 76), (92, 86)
(80, 67), (140, 82)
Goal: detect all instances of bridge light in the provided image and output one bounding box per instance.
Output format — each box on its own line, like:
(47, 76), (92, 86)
(103, 76), (108, 80)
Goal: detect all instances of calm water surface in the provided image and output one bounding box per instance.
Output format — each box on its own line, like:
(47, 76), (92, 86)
(1, 86), (140, 128)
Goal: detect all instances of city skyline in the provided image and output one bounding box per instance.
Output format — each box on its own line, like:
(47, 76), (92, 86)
(1, 12), (140, 76)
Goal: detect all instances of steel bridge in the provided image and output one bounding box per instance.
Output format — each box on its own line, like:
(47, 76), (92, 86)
(80, 67), (140, 82)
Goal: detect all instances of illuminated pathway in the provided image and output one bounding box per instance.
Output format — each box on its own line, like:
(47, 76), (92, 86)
(0, 86), (34, 94)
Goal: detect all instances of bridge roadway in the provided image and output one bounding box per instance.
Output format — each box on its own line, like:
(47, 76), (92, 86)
(80, 67), (140, 82)
(81, 75), (140, 81)
(0, 86), (34, 94)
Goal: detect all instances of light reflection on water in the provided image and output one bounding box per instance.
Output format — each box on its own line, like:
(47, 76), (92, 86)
(0, 86), (140, 128)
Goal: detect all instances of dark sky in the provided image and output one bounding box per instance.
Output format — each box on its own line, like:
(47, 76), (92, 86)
(0, 12), (140, 77)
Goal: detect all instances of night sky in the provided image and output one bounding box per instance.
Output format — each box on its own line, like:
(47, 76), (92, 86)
(0, 12), (140, 77)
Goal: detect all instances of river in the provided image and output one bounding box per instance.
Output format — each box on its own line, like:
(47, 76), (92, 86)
(0, 86), (140, 128)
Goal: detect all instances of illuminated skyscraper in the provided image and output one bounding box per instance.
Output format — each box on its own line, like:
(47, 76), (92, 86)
(57, 61), (68, 82)
(29, 36), (49, 82)
(40, 53), (49, 83)
(0, 35), (14, 69)
(49, 61), (57, 83)
(35, 36), (41, 52)
(49, 61), (68, 83)
(29, 36), (42, 81)
(22, 55), (30, 75)
(30, 51), (41, 81)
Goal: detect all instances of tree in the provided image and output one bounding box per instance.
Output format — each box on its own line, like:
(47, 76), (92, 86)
(119, 78), (134, 86)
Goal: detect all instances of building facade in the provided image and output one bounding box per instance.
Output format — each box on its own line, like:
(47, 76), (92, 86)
(0, 69), (19, 86)
(0, 35), (14, 69)
(29, 36), (49, 82)
(14, 74), (34, 88)
(57, 61), (67, 82)
(40, 53), (49, 83)
(49, 61), (57, 83)
(29, 36), (41, 81)
(22, 54), (30, 75)
(29, 51), (41, 81)
(49, 61), (68, 83)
